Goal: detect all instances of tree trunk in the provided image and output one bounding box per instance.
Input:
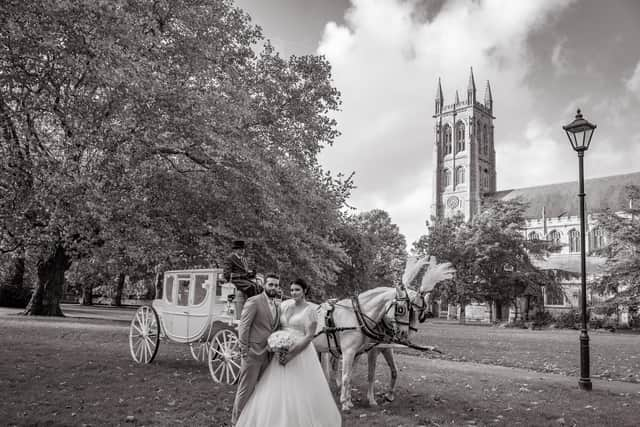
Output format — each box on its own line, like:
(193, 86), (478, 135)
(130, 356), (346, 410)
(6, 253), (25, 288)
(154, 272), (163, 300)
(81, 285), (93, 306)
(458, 302), (466, 324)
(24, 243), (71, 316)
(112, 273), (125, 306)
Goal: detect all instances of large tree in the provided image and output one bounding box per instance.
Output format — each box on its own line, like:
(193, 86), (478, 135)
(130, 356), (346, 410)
(0, 0), (350, 314)
(333, 209), (407, 298)
(413, 199), (554, 321)
(592, 185), (640, 303)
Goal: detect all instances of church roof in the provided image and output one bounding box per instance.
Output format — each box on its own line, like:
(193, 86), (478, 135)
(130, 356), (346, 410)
(532, 254), (607, 275)
(491, 171), (640, 219)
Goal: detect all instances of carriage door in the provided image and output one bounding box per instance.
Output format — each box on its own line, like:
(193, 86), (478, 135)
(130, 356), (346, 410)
(164, 274), (192, 341)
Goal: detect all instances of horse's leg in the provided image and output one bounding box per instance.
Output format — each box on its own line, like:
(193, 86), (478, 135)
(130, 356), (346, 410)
(340, 348), (356, 411)
(332, 355), (342, 389)
(366, 348), (379, 406)
(380, 347), (398, 402)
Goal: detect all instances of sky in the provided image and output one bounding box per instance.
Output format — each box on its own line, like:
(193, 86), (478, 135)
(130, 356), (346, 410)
(235, 0), (640, 248)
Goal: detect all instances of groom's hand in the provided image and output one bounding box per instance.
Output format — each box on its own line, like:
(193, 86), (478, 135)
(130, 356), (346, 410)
(240, 345), (249, 359)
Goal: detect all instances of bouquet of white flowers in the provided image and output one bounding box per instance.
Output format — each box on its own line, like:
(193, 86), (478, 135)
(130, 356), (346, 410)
(267, 331), (296, 365)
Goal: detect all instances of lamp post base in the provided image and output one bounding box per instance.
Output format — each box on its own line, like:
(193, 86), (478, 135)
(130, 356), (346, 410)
(579, 330), (592, 391)
(578, 378), (592, 391)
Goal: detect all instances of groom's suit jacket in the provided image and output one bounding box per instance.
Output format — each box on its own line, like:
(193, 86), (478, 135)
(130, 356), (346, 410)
(238, 292), (280, 356)
(233, 293), (280, 424)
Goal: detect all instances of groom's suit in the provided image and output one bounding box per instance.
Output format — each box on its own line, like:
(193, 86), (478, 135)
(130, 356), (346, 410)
(232, 292), (280, 424)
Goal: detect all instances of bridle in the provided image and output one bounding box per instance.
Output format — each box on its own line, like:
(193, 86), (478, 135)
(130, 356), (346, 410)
(382, 285), (415, 336)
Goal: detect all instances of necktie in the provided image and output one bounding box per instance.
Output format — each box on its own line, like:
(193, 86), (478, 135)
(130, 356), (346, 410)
(268, 298), (276, 319)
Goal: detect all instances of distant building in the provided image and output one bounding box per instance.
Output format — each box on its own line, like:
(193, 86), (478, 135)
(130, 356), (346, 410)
(430, 68), (640, 323)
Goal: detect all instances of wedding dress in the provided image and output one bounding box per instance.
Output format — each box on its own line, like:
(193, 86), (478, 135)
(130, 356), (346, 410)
(236, 300), (342, 427)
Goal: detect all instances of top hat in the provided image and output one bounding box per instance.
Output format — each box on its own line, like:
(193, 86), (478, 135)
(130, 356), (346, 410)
(232, 240), (246, 250)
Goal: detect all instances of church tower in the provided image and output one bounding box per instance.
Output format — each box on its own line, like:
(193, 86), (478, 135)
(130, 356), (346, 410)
(431, 68), (496, 221)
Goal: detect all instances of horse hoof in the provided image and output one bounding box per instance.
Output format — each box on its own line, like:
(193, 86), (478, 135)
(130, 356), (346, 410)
(368, 399), (378, 407)
(384, 393), (395, 402)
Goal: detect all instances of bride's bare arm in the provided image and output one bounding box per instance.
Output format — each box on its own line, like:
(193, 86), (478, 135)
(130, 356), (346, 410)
(283, 307), (317, 363)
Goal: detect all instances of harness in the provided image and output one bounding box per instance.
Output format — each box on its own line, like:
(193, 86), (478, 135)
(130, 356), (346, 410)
(314, 287), (426, 358)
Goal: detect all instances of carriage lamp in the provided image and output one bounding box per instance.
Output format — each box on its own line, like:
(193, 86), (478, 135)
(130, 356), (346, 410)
(563, 108), (596, 391)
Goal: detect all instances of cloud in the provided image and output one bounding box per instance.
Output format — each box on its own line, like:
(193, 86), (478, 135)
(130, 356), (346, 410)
(551, 37), (570, 75)
(317, 0), (575, 245)
(626, 60), (640, 99)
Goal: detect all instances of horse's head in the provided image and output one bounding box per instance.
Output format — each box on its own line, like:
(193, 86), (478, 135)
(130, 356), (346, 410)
(381, 285), (414, 341)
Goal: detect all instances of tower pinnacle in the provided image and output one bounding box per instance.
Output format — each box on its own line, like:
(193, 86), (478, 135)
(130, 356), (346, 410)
(484, 80), (493, 111)
(467, 67), (476, 103)
(435, 77), (443, 113)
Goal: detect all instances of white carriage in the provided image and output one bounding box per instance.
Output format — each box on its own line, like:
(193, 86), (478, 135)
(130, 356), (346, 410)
(128, 268), (243, 384)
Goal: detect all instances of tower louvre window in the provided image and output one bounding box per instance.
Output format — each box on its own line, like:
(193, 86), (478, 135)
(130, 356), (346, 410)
(455, 166), (465, 185)
(483, 125), (488, 154)
(455, 122), (465, 153)
(528, 231), (540, 240)
(443, 125), (452, 155)
(443, 168), (451, 187)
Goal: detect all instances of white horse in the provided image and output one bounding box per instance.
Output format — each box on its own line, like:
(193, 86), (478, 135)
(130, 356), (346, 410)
(313, 256), (454, 410)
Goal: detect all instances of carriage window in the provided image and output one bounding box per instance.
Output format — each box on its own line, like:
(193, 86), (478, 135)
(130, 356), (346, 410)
(216, 273), (225, 297)
(177, 279), (190, 306)
(193, 275), (208, 305)
(164, 276), (174, 303)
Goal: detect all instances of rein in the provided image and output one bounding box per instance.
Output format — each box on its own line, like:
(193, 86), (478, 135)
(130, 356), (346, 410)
(314, 288), (425, 357)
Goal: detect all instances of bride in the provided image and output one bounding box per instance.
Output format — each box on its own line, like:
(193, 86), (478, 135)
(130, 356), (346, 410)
(235, 278), (342, 427)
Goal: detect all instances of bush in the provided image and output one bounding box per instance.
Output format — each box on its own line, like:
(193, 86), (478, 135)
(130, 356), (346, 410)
(555, 309), (580, 329)
(505, 319), (528, 329)
(532, 310), (554, 328)
(589, 317), (604, 329)
(0, 286), (32, 308)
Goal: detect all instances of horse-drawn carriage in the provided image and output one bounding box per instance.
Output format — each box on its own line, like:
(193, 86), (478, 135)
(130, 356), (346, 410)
(128, 257), (455, 410)
(128, 268), (243, 384)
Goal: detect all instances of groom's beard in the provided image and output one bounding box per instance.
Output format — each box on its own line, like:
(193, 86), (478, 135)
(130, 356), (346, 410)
(264, 289), (278, 298)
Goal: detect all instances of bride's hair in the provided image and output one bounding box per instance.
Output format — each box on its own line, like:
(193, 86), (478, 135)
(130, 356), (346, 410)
(291, 278), (310, 296)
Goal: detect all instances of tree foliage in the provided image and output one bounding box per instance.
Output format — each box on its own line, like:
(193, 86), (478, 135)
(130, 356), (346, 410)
(413, 199), (555, 312)
(0, 0), (351, 313)
(592, 185), (640, 302)
(333, 209), (407, 298)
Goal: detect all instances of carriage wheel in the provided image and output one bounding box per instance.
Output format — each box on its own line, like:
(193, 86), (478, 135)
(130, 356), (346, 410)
(189, 341), (209, 362)
(129, 306), (160, 364)
(208, 327), (241, 384)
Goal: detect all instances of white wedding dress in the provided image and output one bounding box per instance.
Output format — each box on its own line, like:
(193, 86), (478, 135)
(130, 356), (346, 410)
(236, 300), (342, 427)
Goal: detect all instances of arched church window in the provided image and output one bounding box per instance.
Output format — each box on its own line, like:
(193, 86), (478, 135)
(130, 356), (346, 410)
(528, 231), (539, 241)
(590, 227), (605, 250)
(483, 125), (488, 154)
(548, 230), (561, 252)
(443, 125), (452, 155)
(482, 168), (490, 188)
(455, 122), (465, 153)
(455, 166), (465, 185)
(568, 229), (580, 253)
(443, 168), (451, 187)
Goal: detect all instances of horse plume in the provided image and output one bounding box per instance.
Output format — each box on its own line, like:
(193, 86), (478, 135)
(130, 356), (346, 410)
(401, 256), (430, 286)
(420, 256), (455, 293)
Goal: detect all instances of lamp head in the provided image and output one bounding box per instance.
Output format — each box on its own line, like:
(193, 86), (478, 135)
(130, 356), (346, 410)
(563, 109), (596, 152)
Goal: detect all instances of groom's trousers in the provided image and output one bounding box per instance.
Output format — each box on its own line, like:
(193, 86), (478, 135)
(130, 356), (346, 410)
(232, 352), (270, 424)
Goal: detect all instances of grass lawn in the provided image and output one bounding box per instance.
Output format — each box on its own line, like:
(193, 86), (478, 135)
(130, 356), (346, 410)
(411, 321), (640, 383)
(1, 315), (639, 426)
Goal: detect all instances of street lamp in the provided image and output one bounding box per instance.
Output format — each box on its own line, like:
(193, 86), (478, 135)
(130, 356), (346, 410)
(563, 109), (597, 391)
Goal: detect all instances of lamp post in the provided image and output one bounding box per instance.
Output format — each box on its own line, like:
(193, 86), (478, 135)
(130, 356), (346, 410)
(563, 109), (597, 391)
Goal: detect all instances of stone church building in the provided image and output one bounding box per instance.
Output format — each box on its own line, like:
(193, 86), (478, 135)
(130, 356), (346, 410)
(430, 68), (640, 323)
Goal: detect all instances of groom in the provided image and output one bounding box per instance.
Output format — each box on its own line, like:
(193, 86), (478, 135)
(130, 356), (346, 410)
(232, 273), (281, 425)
